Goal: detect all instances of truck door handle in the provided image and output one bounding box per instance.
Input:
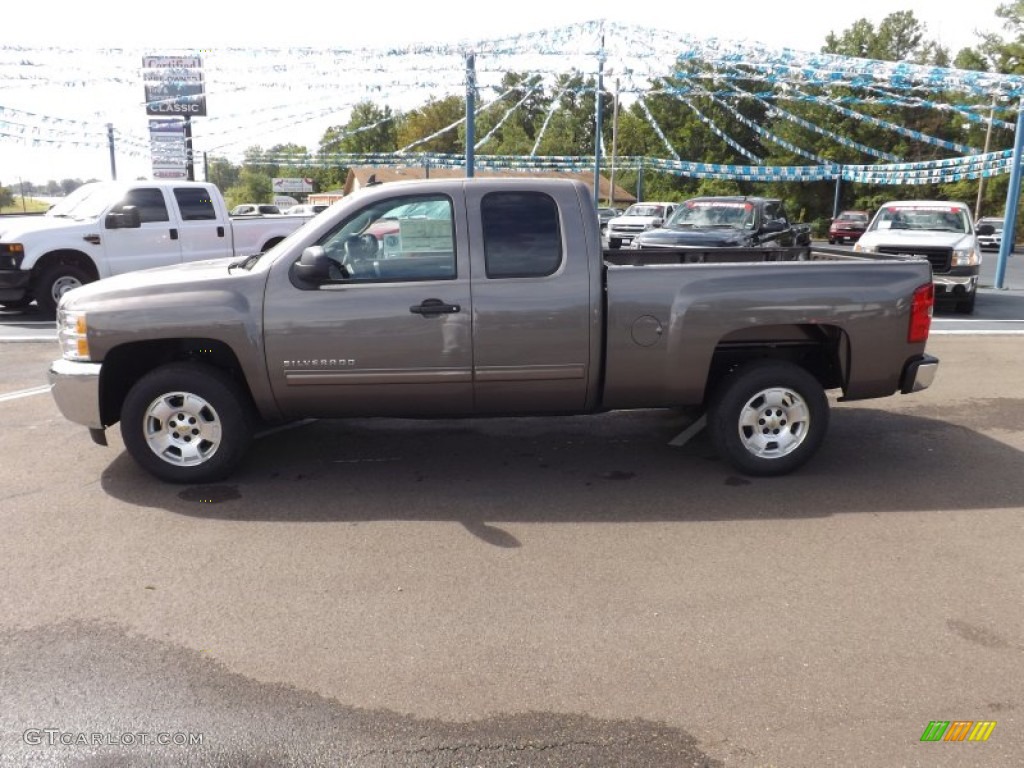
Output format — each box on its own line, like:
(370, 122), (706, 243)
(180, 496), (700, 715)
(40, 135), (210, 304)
(410, 298), (461, 316)
(217, 226), (225, 238)
(170, 228), (179, 240)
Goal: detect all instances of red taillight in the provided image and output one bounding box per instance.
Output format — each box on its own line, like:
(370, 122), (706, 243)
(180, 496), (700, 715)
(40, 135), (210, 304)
(908, 283), (934, 343)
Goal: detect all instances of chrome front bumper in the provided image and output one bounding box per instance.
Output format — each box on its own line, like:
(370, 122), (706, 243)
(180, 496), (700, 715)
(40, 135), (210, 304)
(48, 358), (104, 430)
(933, 274), (978, 290)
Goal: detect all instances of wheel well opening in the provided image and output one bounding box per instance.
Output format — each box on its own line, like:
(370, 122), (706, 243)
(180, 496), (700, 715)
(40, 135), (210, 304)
(32, 250), (99, 282)
(99, 339), (252, 427)
(704, 324), (848, 405)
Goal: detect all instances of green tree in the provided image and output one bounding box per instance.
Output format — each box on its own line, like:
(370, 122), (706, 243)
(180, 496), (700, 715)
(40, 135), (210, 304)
(206, 156), (241, 191)
(0, 183), (14, 210)
(320, 101), (398, 156)
(396, 95), (465, 154)
(223, 167), (273, 208)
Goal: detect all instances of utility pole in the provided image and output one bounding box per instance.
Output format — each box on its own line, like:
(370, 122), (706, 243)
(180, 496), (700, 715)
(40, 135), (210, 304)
(106, 123), (117, 180)
(593, 32), (605, 208)
(975, 98), (996, 221)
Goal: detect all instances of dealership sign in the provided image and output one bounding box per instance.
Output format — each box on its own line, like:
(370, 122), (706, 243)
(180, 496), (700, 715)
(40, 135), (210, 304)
(273, 178), (315, 193)
(143, 55), (207, 117)
(148, 118), (187, 179)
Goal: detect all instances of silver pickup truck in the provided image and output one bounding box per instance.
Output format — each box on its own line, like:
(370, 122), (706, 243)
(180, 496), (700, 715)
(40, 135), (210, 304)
(48, 177), (939, 483)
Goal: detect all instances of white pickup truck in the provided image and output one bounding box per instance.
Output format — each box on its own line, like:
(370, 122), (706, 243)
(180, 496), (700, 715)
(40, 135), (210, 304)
(0, 180), (310, 316)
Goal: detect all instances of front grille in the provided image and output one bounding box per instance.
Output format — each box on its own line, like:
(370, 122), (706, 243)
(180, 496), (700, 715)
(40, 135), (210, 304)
(611, 224), (647, 234)
(876, 245), (952, 273)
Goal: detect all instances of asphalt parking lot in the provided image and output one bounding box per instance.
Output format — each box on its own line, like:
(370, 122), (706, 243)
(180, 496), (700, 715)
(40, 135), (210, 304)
(1, 327), (1022, 767)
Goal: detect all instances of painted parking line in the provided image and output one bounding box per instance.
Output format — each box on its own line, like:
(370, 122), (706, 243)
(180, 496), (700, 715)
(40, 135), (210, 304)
(0, 385), (52, 403)
(0, 336), (56, 342)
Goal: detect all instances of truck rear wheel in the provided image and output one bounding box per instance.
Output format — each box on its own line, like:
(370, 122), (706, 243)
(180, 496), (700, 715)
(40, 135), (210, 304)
(120, 363), (254, 483)
(707, 360), (829, 476)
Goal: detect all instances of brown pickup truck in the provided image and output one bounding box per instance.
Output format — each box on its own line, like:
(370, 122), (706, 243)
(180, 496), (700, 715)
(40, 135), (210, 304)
(48, 177), (939, 483)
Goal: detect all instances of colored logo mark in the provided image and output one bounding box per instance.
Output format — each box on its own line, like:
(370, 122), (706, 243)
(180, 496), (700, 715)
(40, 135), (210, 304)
(920, 721), (996, 742)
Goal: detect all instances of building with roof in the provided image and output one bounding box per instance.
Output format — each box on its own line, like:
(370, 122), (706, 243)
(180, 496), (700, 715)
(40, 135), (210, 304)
(308, 166), (636, 207)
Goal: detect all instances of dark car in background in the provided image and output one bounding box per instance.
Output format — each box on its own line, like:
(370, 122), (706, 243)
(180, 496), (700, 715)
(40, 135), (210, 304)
(828, 210), (870, 244)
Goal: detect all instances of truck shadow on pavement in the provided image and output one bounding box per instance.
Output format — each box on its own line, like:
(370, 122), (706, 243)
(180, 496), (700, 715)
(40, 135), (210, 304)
(100, 402), (1024, 542)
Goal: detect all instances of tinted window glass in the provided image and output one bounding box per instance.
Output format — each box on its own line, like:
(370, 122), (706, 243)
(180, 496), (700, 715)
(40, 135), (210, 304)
(482, 192), (561, 279)
(117, 188), (169, 223)
(173, 187), (217, 221)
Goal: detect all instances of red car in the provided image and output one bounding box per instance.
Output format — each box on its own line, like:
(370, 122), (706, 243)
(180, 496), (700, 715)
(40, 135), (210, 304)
(828, 210), (870, 244)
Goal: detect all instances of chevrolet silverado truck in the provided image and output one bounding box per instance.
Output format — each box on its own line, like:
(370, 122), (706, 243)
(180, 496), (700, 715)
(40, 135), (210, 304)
(0, 180), (309, 316)
(854, 200), (981, 314)
(631, 196), (812, 249)
(48, 177), (939, 484)
(605, 201), (678, 248)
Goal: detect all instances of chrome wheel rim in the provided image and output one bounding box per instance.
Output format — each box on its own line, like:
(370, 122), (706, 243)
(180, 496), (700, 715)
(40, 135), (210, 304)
(142, 392), (222, 466)
(51, 275), (83, 303)
(737, 387), (810, 459)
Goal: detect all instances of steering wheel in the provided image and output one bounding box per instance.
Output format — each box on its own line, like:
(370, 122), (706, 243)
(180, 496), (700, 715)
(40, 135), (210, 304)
(343, 234), (378, 263)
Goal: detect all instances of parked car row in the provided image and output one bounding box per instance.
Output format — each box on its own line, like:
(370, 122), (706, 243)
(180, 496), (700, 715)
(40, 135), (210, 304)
(229, 203), (329, 217)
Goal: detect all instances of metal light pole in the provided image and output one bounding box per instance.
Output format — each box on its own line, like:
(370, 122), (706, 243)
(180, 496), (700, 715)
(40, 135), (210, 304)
(106, 123), (117, 181)
(465, 52), (476, 178)
(609, 77), (620, 208)
(995, 100), (1024, 290)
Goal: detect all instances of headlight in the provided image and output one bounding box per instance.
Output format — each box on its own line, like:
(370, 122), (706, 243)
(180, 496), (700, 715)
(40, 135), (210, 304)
(952, 247), (980, 267)
(853, 242), (875, 253)
(57, 309), (90, 361)
(0, 243), (25, 270)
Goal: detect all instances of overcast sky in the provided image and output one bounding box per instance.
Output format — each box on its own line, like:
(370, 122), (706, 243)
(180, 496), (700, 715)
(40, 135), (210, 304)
(0, 0), (1010, 185)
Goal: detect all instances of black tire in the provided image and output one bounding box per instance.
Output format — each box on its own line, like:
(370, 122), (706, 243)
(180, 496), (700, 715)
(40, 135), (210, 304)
(34, 263), (93, 318)
(827, 238), (835, 244)
(707, 360), (829, 477)
(955, 292), (976, 314)
(120, 363), (254, 483)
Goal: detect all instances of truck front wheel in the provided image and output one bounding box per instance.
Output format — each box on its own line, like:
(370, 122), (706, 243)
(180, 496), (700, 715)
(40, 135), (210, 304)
(35, 263), (92, 318)
(707, 360), (829, 476)
(120, 363), (254, 483)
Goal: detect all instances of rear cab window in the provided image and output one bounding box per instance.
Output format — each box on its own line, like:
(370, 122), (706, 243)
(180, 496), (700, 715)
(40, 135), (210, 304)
(481, 191), (562, 278)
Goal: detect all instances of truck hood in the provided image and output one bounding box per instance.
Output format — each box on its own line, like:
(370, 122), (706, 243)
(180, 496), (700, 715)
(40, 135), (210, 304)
(858, 229), (974, 250)
(636, 227), (751, 248)
(60, 257), (248, 311)
(0, 215), (94, 241)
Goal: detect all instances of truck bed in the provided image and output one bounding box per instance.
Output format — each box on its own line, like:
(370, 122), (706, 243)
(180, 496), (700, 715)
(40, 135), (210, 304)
(602, 245), (904, 266)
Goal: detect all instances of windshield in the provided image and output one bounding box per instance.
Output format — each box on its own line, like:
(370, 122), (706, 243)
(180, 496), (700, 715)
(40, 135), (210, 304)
(837, 212), (869, 223)
(45, 183), (121, 220)
(623, 204), (665, 217)
(669, 200), (756, 229)
(871, 205), (971, 234)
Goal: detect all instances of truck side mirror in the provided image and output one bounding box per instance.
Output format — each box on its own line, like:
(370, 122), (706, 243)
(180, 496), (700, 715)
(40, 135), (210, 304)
(976, 224), (995, 236)
(105, 205), (141, 229)
(762, 219), (786, 233)
(292, 246), (332, 285)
